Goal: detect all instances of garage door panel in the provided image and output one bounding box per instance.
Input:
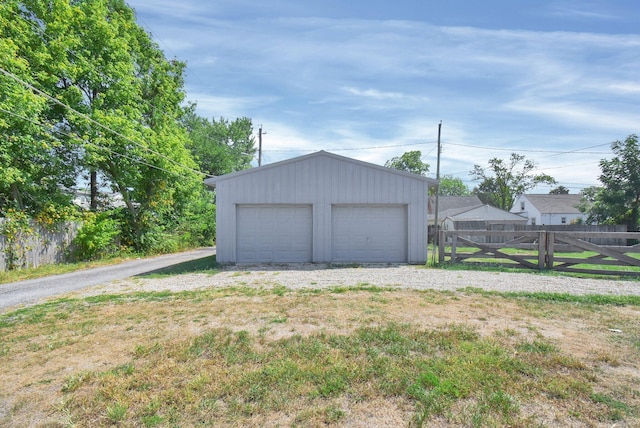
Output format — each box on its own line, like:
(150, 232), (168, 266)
(332, 205), (407, 263)
(237, 205), (312, 263)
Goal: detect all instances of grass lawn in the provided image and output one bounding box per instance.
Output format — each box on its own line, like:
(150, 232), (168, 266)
(1, 279), (639, 426)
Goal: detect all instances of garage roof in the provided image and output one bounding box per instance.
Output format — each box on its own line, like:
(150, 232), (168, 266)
(204, 150), (438, 188)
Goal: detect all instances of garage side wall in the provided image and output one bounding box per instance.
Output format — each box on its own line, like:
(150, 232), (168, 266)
(214, 154), (429, 263)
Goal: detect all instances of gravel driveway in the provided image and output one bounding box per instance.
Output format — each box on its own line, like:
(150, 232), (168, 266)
(0, 248), (215, 311)
(73, 263), (640, 299)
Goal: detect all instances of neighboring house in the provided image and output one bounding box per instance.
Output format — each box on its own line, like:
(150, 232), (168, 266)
(430, 196), (527, 230)
(429, 196), (483, 225)
(205, 151), (437, 264)
(510, 194), (587, 226)
(72, 189), (127, 209)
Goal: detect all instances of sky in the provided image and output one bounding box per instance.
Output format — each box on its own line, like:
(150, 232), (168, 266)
(126, 0), (640, 193)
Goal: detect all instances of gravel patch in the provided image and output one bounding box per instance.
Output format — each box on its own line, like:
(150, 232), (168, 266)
(74, 263), (640, 298)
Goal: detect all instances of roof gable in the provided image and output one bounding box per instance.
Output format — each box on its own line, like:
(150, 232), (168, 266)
(429, 195), (483, 216)
(205, 150), (438, 188)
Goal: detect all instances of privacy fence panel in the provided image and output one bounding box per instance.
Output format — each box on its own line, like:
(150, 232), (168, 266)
(0, 220), (80, 271)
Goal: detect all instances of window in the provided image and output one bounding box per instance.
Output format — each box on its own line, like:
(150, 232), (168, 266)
(520, 202), (525, 210)
(561, 217), (567, 224)
(531, 217), (536, 225)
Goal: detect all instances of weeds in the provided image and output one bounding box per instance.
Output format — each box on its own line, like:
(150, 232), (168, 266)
(52, 322), (625, 426)
(1, 286), (638, 426)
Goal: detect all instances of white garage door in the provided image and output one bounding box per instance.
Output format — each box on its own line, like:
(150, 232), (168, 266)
(236, 205), (312, 263)
(332, 205), (407, 263)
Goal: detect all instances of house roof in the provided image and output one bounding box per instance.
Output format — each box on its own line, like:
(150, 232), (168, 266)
(521, 194), (583, 214)
(444, 204), (527, 222)
(204, 150), (438, 188)
(429, 195), (482, 216)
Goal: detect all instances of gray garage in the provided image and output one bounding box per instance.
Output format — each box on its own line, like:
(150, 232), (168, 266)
(205, 151), (435, 264)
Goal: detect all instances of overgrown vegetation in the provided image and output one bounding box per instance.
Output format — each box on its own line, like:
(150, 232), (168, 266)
(1, 0), (255, 264)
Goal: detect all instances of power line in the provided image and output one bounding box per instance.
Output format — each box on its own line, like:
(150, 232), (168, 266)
(532, 160), (600, 172)
(130, 7), (179, 60)
(0, 106), (197, 181)
(3, 8), (209, 178)
(444, 141), (610, 155)
(265, 140), (438, 153)
(0, 67), (208, 178)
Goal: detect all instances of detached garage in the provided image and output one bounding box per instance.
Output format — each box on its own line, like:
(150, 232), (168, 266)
(205, 151), (436, 264)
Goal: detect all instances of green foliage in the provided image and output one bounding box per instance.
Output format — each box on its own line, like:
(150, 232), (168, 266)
(182, 105), (256, 176)
(0, 0), (225, 254)
(457, 287), (640, 306)
(0, 0), (78, 215)
(582, 135), (640, 231)
(34, 203), (79, 231)
(385, 150), (430, 176)
(437, 174), (470, 196)
(591, 393), (634, 421)
(549, 185), (570, 195)
(0, 209), (35, 270)
(71, 211), (119, 261)
(470, 153), (556, 210)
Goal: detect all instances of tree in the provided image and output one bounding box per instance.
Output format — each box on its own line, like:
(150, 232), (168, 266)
(0, 0), (78, 214)
(438, 175), (470, 196)
(384, 151), (429, 176)
(5, 0), (211, 251)
(470, 153), (556, 210)
(576, 186), (600, 224)
(549, 186), (570, 195)
(182, 105), (256, 176)
(582, 135), (640, 231)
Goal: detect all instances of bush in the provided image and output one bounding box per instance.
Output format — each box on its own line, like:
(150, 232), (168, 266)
(71, 212), (120, 261)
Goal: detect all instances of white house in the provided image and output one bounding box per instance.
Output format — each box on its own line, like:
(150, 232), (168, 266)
(205, 151), (436, 264)
(510, 194), (587, 226)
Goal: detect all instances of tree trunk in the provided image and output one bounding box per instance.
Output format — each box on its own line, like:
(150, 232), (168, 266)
(10, 183), (24, 210)
(90, 170), (98, 211)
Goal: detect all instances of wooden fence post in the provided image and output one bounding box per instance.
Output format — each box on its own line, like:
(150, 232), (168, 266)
(438, 230), (445, 263)
(538, 231), (546, 270)
(451, 234), (457, 262)
(546, 231), (555, 269)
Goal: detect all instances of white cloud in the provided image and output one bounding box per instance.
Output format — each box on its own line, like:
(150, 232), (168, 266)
(506, 99), (640, 131)
(343, 87), (406, 101)
(187, 92), (279, 119)
(130, 3), (639, 191)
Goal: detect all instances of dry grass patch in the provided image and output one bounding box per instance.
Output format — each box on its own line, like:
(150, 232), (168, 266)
(0, 285), (638, 427)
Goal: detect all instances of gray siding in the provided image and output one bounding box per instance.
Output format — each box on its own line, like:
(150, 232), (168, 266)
(211, 151), (432, 264)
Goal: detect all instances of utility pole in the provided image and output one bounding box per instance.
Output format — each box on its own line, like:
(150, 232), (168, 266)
(258, 125), (266, 166)
(431, 121), (442, 265)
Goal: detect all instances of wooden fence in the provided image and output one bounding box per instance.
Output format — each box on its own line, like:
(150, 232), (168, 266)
(0, 221), (79, 271)
(439, 230), (640, 276)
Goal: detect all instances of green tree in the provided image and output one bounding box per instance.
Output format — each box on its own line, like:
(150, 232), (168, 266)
(470, 153), (556, 210)
(438, 175), (470, 196)
(385, 151), (429, 176)
(182, 105), (256, 176)
(549, 186), (570, 195)
(582, 135), (640, 231)
(0, 0), (77, 214)
(0, 0), (212, 250)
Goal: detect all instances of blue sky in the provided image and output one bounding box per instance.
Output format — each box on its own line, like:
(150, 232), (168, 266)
(127, 0), (639, 193)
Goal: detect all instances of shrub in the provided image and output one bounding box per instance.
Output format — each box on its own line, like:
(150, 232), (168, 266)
(71, 212), (120, 261)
